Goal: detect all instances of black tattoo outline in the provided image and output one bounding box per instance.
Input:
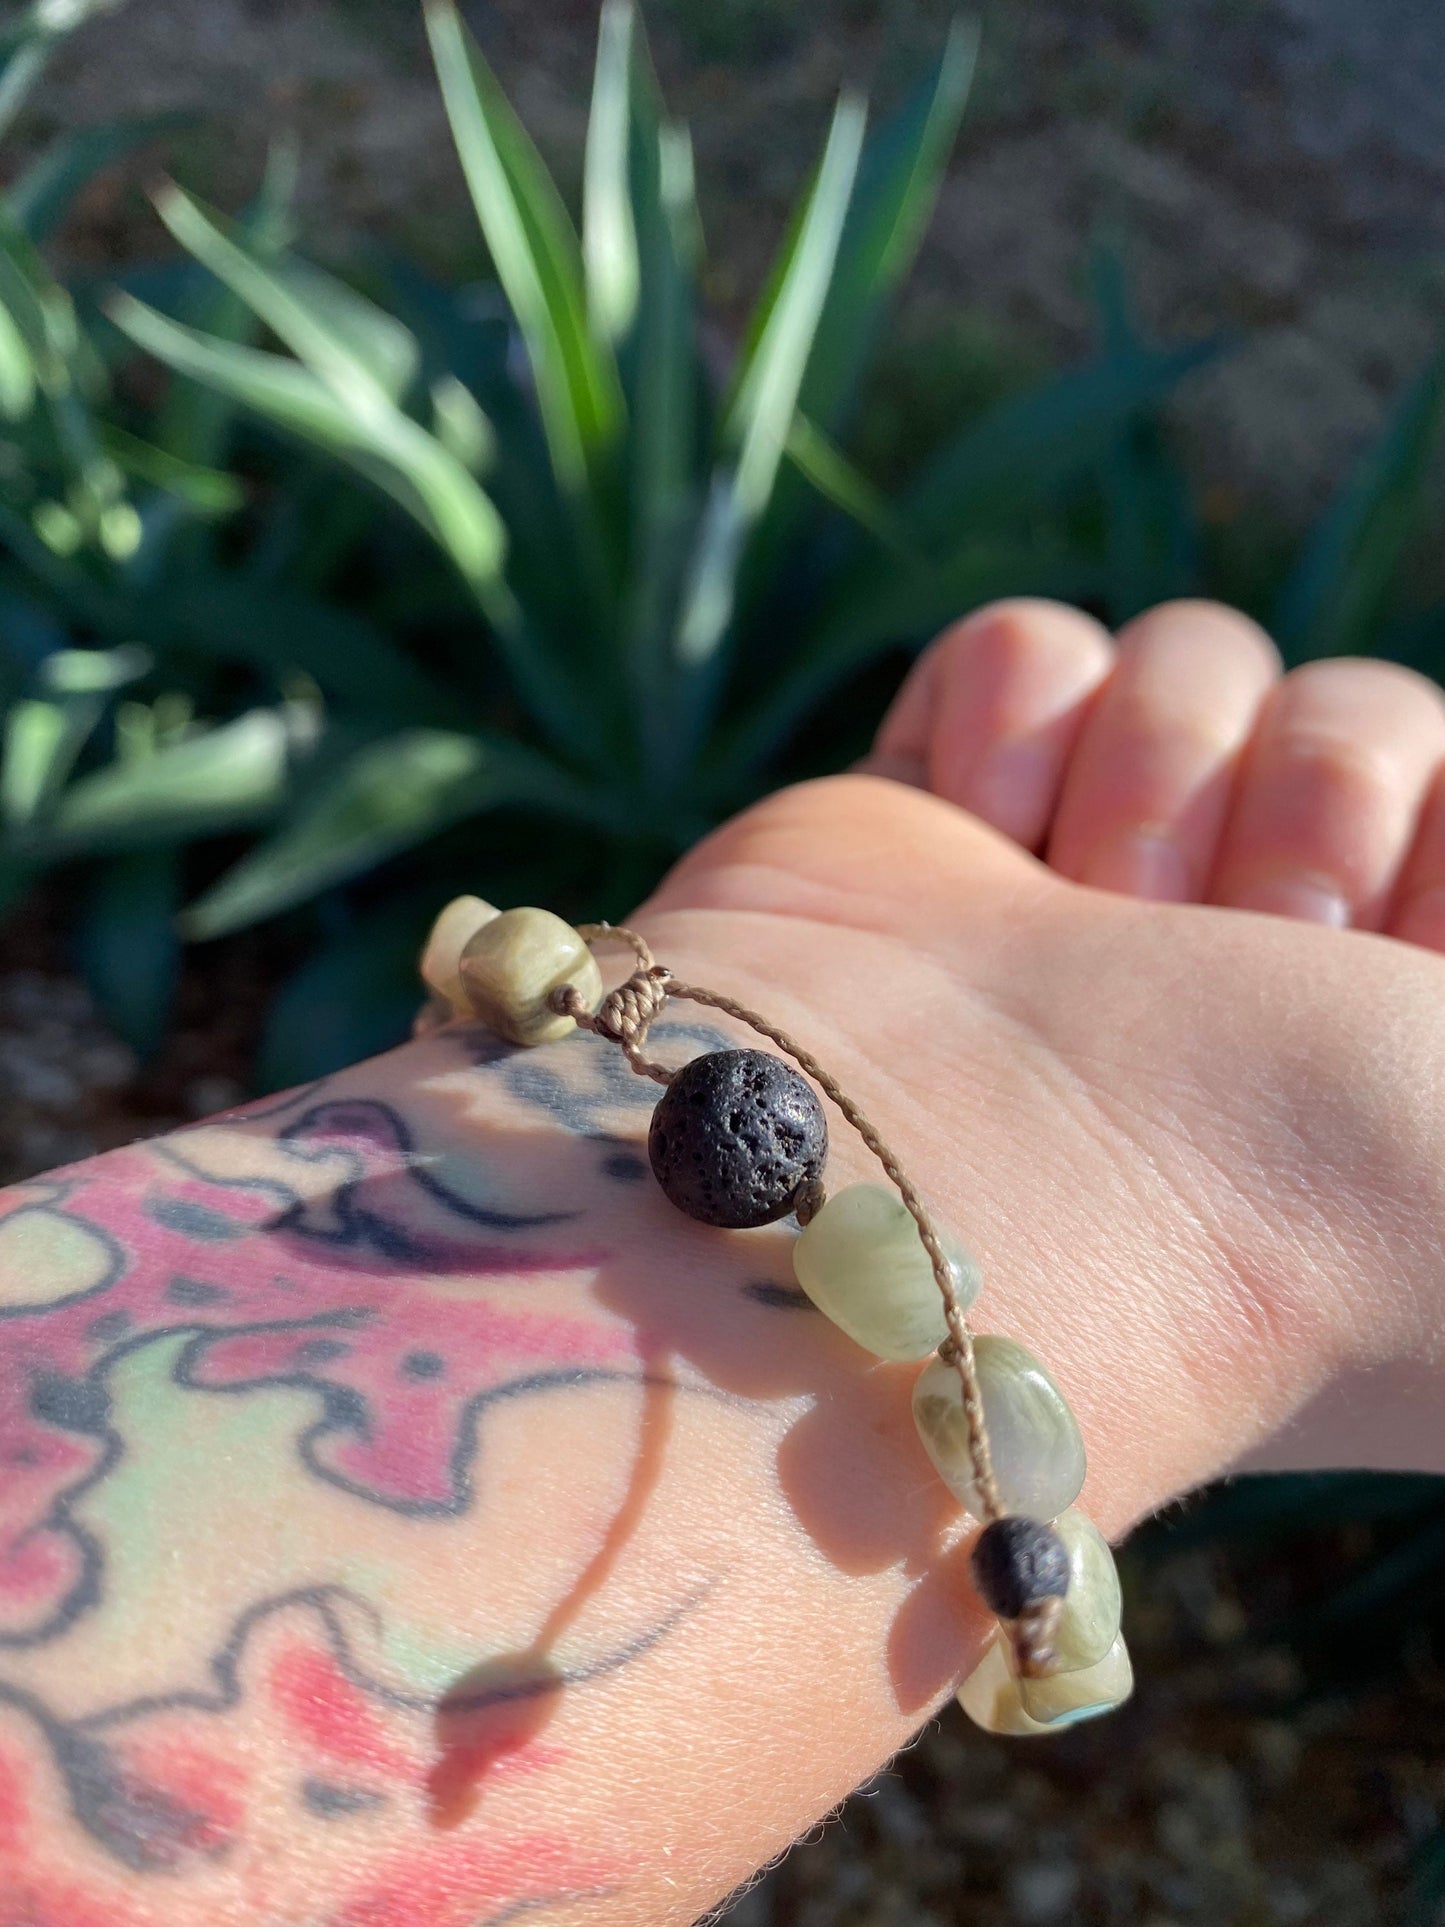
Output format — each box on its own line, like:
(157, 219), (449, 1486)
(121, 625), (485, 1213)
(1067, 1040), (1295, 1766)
(742, 1281), (818, 1312)
(155, 1099), (578, 1259)
(0, 1575), (709, 1869)
(0, 1032), (787, 1876)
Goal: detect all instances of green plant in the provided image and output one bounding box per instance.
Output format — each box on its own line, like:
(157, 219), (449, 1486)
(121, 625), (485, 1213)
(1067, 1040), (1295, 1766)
(1, 0), (1217, 1078)
(5, 5), (1443, 1085)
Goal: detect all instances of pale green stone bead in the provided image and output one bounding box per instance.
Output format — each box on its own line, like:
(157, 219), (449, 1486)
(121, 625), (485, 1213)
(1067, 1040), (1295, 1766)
(957, 1630), (1133, 1736)
(1018, 1633), (1133, 1726)
(956, 1635), (1047, 1736)
(791, 1182), (980, 1361)
(458, 907), (604, 1046)
(1051, 1508), (1123, 1673)
(420, 895), (500, 1013)
(912, 1334), (1085, 1521)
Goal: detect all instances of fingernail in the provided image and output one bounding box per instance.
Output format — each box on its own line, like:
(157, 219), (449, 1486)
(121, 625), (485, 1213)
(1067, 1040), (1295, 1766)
(1080, 830), (1192, 902)
(1233, 875), (1352, 926)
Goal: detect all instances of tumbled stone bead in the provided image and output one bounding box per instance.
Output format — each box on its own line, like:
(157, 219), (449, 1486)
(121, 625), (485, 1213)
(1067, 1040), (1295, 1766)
(1051, 1508), (1123, 1674)
(457, 906), (604, 1046)
(912, 1334), (1085, 1522)
(957, 1630), (1132, 1735)
(790, 1181), (980, 1360)
(420, 895), (500, 1014)
(648, 1049), (828, 1229)
(955, 1634), (1048, 1737)
(1018, 1633), (1132, 1726)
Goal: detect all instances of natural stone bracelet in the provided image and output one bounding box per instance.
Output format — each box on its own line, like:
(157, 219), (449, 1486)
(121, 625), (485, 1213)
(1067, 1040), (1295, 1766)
(417, 898), (1132, 1735)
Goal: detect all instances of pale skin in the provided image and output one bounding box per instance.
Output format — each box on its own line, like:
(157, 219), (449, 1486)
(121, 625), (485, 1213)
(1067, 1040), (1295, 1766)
(3, 596), (1445, 1926)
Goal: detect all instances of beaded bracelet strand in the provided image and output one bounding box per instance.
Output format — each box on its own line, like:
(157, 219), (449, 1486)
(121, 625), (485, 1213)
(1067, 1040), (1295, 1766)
(417, 898), (1132, 1735)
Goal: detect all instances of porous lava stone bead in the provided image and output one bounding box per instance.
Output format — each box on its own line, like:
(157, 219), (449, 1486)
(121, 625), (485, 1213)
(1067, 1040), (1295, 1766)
(970, 1515), (1071, 1621)
(648, 1048), (827, 1229)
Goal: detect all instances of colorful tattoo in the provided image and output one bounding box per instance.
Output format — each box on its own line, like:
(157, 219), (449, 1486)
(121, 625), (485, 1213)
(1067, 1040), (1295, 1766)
(0, 1021), (786, 1924)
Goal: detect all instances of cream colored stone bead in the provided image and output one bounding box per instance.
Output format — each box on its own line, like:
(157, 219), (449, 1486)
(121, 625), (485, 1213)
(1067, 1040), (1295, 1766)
(420, 895), (500, 1014)
(957, 1630), (1133, 1735)
(457, 906), (604, 1046)
(1018, 1633), (1133, 1726)
(1051, 1508), (1123, 1673)
(791, 1181), (980, 1361)
(956, 1633), (1047, 1736)
(912, 1334), (1085, 1522)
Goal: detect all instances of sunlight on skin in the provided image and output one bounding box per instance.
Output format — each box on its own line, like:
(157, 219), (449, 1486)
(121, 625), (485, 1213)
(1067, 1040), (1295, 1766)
(0, 1016), (977, 1926)
(0, 1204), (119, 1308)
(2, 764), (1445, 1924)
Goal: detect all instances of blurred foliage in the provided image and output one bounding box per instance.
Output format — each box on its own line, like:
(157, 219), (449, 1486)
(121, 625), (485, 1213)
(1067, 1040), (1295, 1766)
(0, 0), (1443, 1090)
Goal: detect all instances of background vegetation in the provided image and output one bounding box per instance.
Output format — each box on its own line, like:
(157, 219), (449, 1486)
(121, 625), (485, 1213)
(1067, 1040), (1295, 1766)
(2, 0), (1443, 1087)
(2, 2), (1444, 1918)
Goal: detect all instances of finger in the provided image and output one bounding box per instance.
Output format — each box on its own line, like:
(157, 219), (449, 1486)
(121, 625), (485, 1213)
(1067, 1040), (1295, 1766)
(869, 599), (1115, 847)
(1210, 659), (1445, 928)
(1386, 761), (1445, 950)
(1047, 601), (1280, 900)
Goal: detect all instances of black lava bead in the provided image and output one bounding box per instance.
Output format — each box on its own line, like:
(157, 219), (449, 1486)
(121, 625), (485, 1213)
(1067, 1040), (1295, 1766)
(970, 1516), (1070, 1621)
(648, 1048), (828, 1229)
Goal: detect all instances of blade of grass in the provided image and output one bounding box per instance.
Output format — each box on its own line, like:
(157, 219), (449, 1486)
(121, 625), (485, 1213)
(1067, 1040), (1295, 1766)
(784, 412), (912, 556)
(0, 295), (34, 417)
(139, 576), (459, 720)
(28, 707), (293, 857)
(800, 18), (977, 434)
(76, 848), (180, 1056)
(734, 24), (977, 614)
(711, 539), (1102, 785)
(1274, 348), (1445, 661)
(672, 94), (866, 694)
(617, 77), (707, 782)
(148, 142), (297, 484)
(180, 728), (628, 937)
(1091, 241), (1201, 620)
(9, 113), (188, 241)
(107, 294), (600, 765)
(721, 19), (973, 456)
(107, 297), (481, 553)
(100, 421), (245, 512)
(425, 0), (623, 496)
(425, 1), (629, 745)
(151, 184), (421, 407)
(2, 693), (105, 825)
(583, 0), (640, 345)
(900, 336), (1222, 547)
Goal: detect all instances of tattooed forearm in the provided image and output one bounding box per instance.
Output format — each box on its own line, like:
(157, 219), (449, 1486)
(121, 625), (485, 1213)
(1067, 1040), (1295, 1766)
(0, 1019), (813, 1926)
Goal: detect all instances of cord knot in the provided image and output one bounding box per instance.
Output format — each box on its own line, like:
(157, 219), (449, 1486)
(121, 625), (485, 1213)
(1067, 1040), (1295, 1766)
(1009, 1594), (1066, 1678)
(591, 964), (672, 1049)
(549, 955), (675, 1085)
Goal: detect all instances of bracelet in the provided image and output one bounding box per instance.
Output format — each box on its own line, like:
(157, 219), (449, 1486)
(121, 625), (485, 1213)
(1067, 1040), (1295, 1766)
(417, 899), (1131, 1736)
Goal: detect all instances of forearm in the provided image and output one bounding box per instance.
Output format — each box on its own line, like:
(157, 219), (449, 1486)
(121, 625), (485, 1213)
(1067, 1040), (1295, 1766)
(2, 894), (1443, 1926)
(0, 985), (981, 1926)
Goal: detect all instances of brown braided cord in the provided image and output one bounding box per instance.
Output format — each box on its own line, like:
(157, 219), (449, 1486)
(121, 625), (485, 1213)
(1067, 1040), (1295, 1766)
(558, 923), (1004, 1527)
(555, 922), (676, 1084)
